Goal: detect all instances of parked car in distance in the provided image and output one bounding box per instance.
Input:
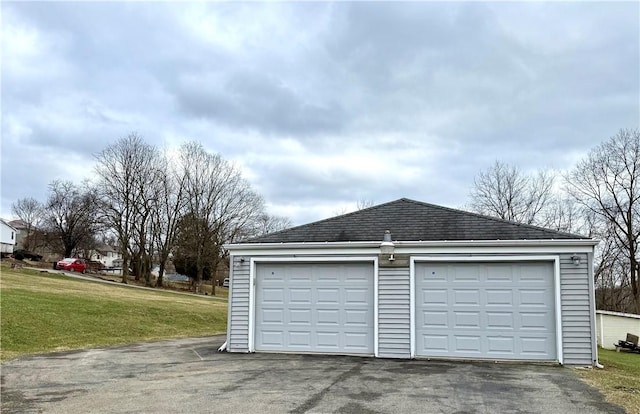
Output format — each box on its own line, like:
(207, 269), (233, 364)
(223, 278), (229, 288)
(165, 273), (189, 282)
(56, 258), (87, 273)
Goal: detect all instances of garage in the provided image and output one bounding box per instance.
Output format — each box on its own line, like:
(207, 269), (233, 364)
(226, 198), (598, 366)
(254, 262), (375, 355)
(414, 260), (557, 360)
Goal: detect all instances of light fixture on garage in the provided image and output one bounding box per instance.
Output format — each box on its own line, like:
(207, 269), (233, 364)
(380, 230), (395, 261)
(571, 254), (581, 266)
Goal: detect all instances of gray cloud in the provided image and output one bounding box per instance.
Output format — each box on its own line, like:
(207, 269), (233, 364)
(2, 1), (638, 224)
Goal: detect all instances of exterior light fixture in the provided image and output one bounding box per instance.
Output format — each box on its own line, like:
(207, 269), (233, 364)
(380, 230), (395, 261)
(571, 254), (581, 266)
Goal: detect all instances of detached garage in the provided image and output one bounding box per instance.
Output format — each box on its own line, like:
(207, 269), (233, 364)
(225, 199), (599, 366)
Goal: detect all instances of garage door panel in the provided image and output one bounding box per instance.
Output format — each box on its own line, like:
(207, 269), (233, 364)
(520, 312), (550, 330)
(486, 290), (513, 306)
(424, 311), (448, 327)
(424, 289), (447, 305)
(455, 335), (482, 352)
(345, 309), (368, 325)
(486, 265), (513, 281)
(262, 309), (284, 324)
(455, 312), (480, 328)
(453, 289), (480, 305)
(256, 263), (374, 355)
(423, 334), (448, 351)
(416, 261), (556, 361)
(453, 266), (481, 281)
(487, 312), (514, 328)
(289, 331), (311, 347)
(317, 332), (339, 347)
(345, 332), (370, 349)
(317, 288), (340, 304)
(487, 337), (515, 353)
(262, 288), (284, 303)
(346, 288), (369, 304)
(289, 309), (311, 324)
(261, 331), (284, 347)
(317, 309), (339, 325)
(289, 288), (311, 303)
(521, 337), (549, 355)
(520, 264), (549, 281)
(519, 290), (548, 306)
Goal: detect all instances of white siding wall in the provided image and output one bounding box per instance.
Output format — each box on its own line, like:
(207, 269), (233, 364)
(378, 266), (411, 358)
(0, 221), (16, 253)
(228, 256), (250, 352)
(559, 253), (594, 365)
(596, 311), (640, 349)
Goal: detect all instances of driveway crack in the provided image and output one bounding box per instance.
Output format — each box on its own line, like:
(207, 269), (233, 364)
(289, 362), (362, 414)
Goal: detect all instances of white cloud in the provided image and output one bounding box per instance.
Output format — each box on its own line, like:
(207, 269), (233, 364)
(1, 1), (638, 225)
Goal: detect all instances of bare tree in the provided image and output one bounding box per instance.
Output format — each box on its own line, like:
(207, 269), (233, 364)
(540, 197), (584, 234)
(251, 214), (292, 237)
(177, 142), (264, 293)
(43, 180), (98, 258)
(356, 199), (375, 210)
(11, 197), (43, 251)
(470, 161), (555, 225)
(152, 156), (187, 287)
(94, 133), (160, 284)
(566, 128), (640, 313)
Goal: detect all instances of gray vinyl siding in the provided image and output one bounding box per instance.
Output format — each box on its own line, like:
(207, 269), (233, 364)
(378, 266), (411, 358)
(225, 250), (596, 365)
(559, 253), (594, 365)
(228, 256), (250, 352)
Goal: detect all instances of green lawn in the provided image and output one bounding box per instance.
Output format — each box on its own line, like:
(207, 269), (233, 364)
(0, 265), (227, 361)
(578, 348), (640, 414)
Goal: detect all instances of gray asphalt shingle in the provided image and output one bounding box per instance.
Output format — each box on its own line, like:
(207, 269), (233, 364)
(242, 198), (589, 243)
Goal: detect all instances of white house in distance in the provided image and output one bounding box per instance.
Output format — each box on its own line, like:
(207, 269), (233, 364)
(89, 244), (122, 268)
(0, 219), (17, 255)
(224, 198), (600, 366)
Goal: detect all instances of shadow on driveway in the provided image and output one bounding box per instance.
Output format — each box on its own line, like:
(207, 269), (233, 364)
(1, 336), (623, 414)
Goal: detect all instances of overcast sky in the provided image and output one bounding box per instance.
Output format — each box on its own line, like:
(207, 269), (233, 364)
(2, 1), (639, 225)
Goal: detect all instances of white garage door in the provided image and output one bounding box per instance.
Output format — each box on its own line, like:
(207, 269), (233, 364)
(255, 262), (374, 354)
(415, 261), (557, 360)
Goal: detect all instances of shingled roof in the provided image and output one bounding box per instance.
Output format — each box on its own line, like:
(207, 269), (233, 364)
(243, 198), (589, 243)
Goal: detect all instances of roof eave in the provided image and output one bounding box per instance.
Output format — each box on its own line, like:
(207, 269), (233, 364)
(225, 238), (599, 251)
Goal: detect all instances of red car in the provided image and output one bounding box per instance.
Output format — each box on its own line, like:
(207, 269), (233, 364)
(56, 258), (87, 273)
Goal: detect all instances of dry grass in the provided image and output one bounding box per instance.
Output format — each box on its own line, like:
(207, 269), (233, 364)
(0, 265), (227, 361)
(577, 348), (640, 414)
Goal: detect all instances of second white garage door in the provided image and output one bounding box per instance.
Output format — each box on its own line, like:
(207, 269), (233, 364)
(415, 261), (557, 361)
(255, 262), (374, 355)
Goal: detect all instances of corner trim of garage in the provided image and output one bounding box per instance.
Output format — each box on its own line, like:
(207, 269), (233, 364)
(248, 256), (379, 356)
(409, 255), (563, 364)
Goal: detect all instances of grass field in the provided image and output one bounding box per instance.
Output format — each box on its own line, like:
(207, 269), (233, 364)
(0, 265), (227, 361)
(578, 348), (640, 414)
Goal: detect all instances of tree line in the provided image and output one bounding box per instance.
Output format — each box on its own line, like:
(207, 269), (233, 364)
(468, 129), (639, 314)
(11, 134), (291, 292)
(12, 129), (639, 311)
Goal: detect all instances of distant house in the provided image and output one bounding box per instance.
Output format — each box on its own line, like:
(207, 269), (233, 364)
(596, 310), (640, 349)
(8, 219), (29, 250)
(0, 219), (17, 255)
(89, 244), (122, 268)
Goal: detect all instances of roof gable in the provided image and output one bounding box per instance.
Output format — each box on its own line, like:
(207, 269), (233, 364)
(243, 198), (589, 243)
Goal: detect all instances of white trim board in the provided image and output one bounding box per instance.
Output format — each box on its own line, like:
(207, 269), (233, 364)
(596, 310), (640, 319)
(409, 255), (564, 364)
(226, 239), (598, 251)
(227, 245), (596, 257)
(248, 256), (379, 357)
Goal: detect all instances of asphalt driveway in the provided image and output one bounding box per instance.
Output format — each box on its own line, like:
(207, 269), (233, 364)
(1, 335), (623, 414)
